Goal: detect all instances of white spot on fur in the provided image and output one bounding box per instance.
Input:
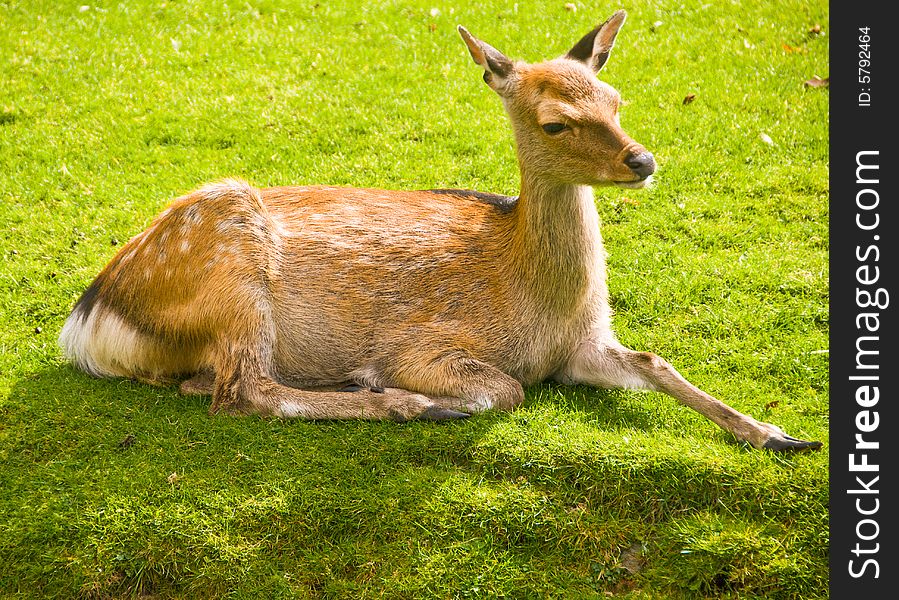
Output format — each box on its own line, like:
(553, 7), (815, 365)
(179, 239), (190, 253)
(184, 203), (203, 225)
(278, 401), (311, 418)
(268, 214), (294, 238)
(140, 240), (155, 257)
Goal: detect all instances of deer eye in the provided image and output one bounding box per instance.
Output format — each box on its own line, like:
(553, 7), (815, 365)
(541, 122), (567, 135)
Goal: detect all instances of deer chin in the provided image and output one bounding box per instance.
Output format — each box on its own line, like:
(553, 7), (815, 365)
(614, 175), (653, 189)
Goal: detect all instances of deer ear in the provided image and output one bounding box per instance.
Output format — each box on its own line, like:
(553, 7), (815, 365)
(565, 10), (627, 73)
(458, 25), (514, 95)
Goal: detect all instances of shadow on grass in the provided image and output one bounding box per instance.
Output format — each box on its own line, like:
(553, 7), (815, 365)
(1, 365), (828, 598)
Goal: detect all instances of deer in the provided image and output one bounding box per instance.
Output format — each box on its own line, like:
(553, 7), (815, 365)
(58, 10), (821, 451)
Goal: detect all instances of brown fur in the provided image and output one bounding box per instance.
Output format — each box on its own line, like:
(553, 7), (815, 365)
(59, 12), (821, 450)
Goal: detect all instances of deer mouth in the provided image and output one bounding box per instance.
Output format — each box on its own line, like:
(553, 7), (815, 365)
(614, 175), (653, 189)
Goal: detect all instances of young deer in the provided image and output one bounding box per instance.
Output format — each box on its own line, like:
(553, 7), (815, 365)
(59, 11), (821, 451)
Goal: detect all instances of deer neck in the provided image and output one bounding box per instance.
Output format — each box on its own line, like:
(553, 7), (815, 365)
(510, 168), (606, 314)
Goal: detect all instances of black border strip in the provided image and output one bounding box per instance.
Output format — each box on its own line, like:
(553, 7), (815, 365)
(829, 2), (897, 596)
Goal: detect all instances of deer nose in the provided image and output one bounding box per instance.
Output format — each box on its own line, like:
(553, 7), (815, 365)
(625, 151), (656, 179)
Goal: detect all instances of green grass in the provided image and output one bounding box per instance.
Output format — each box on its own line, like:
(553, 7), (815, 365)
(1, 0), (828, 597)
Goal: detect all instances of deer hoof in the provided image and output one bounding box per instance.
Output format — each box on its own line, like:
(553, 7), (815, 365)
(762, 434), (823, 452)
(339, 383), (365, 392)
(417, 406), (471, 421)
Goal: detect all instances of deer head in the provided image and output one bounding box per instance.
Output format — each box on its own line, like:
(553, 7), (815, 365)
(458, 10), (656, 189)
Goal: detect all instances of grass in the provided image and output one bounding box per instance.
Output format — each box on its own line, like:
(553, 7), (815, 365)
(0, 0), (828, 597)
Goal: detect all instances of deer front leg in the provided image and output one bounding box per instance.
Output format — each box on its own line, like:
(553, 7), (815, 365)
(560, 340), (822, 451)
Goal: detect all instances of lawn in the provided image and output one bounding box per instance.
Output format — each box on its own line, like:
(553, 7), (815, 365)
(0, 0), (828, 598)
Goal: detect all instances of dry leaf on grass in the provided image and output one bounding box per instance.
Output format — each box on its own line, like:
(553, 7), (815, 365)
(804, 75), (829, 88)
(781, 43), (807, 54)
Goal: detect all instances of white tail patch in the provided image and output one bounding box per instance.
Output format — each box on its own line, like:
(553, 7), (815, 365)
(58, 303), (153, 379)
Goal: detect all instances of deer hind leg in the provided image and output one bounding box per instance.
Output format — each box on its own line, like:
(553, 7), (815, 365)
(202, 342), (469, 422)
(561, 341), (822, 451)
(386, 350), (525, 414)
